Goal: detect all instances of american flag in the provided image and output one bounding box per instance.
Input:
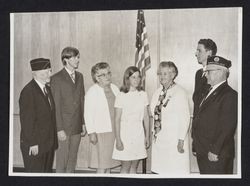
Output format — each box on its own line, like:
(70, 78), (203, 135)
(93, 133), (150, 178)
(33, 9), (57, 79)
(135, 10), (151, 174)
(135, 10), (151, 88)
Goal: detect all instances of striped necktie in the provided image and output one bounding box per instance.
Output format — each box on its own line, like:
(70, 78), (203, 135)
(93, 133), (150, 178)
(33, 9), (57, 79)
(43, 86), (51, 107)
(70, 73), (75, 83)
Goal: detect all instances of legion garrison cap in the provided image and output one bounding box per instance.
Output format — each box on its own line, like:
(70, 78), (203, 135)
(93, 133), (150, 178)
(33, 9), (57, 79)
(30, 58), (51, 71)
(206, 56), (231, 71)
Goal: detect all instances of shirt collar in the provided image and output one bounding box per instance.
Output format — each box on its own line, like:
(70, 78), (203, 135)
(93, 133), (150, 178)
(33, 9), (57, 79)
(205, 80), (226, 99)
(211, 80), (226, 91)
(34, 78), (46, 91)
(201, 66), (207, 77)
(64, 67), (75, 75)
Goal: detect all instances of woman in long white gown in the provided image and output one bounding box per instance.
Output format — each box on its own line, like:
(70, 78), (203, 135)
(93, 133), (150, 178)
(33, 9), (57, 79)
(150, 61), (191, 175)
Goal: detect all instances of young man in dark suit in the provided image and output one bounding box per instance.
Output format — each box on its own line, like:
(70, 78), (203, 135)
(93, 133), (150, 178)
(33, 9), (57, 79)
(192, 56), (238, 174)
(192, 39), (217, 155)
(50, 47), (86, 173)
(19, 58), (58, 172)
(192, 39), (217, 119)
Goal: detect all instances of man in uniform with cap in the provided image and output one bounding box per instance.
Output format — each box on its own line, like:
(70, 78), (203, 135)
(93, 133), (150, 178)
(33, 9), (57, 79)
(192, 55), (238, 174)
(19, 58), (58, 172)
(50, 47), (86, 173)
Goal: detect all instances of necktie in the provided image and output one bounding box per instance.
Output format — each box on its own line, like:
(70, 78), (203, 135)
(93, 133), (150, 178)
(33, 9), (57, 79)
(70, 73), (75, 83)
(43, 86), (51, 107)
(153, 82), (175, 141)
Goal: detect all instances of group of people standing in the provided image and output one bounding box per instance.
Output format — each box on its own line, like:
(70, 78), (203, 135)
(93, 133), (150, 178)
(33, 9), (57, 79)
(18, 38), (237, 175)
(192, 39), (237, 174)
(85, 64), (150, 174)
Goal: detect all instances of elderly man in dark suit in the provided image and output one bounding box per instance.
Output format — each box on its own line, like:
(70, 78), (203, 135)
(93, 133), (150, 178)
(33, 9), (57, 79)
(192, 56), (238, 174)
(50, 47), (86, 173)
(19, 58), (58, 172)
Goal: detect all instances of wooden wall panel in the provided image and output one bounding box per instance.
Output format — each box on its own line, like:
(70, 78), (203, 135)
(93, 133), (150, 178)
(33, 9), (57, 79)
(31, 14), (42, 58)
(49, 13), (61, 73)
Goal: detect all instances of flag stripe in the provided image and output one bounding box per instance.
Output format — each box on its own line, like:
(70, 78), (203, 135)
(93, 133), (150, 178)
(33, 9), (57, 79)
(135, 9), (151, 87)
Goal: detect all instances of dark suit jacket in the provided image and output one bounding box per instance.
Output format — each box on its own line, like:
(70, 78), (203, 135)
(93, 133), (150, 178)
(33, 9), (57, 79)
(19, 79), (58, 155)
(50, 68), (85, 136)
(192, 69), (211, 118)
(192, 81), (237, 159)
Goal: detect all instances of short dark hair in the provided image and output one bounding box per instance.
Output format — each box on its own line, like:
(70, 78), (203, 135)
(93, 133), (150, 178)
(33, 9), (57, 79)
(158, 61), (178, 80)
(91, 62), (110, 83)
(198, 39), (217, 56)
(120, 66), (143, 93)
(61, 47), (80, 65)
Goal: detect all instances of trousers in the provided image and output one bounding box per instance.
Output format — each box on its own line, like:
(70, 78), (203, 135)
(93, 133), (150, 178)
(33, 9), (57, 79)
(56, 133), (81, 173)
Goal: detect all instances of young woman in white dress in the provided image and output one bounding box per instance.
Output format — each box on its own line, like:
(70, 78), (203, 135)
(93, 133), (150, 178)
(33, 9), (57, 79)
(112, 66), (150, 174)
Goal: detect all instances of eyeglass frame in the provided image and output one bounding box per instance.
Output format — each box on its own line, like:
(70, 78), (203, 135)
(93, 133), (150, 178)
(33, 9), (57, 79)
(96, 71), (112, 78)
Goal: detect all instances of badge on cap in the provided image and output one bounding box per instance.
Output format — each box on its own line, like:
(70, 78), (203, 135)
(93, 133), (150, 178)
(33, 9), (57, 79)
(214, 57), (220, 62)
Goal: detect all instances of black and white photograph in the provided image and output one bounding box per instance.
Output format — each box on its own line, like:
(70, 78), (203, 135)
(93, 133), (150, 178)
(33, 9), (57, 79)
(9, 7), (242, 178)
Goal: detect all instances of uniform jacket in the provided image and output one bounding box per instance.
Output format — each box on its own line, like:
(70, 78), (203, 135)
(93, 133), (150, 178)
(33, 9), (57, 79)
(50, 68), (85, 136)
(192, 81), (237, 158)
(19, 79), (58, 155)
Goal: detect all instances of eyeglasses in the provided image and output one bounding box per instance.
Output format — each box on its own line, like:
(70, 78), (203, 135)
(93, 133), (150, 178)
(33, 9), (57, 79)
(96, 71), (112, 78)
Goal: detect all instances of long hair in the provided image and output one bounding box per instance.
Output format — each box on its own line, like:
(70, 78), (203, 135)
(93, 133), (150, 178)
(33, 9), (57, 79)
(120, 66), (143, 93)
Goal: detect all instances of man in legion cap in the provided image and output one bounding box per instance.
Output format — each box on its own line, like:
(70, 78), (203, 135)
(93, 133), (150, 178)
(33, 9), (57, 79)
(19, 58), (58, 172)
(192, 55), (238, 174)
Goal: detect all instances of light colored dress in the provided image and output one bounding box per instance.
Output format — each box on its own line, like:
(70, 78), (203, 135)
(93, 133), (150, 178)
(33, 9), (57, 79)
(85, 83), (120, 169)
(150, 84), (190, 175)
(112, 90), (148, 161)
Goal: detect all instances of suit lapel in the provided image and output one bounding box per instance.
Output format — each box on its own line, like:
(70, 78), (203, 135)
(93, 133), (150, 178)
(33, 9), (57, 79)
(61, 68), (76, 87)
(197, 69), (207, 89)
(198, 82), (228, 113)
(74, 71), (79, 85)
(72, 71), (81, 98)
(60, 68), (82, 111)
(32, 79), (52, 110)
(45, 84), (55, 110)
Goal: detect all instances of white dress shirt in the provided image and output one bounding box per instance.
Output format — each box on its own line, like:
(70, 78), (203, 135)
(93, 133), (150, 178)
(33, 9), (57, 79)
(34, 79), (46, 94)
(64, 67), (75, 82)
